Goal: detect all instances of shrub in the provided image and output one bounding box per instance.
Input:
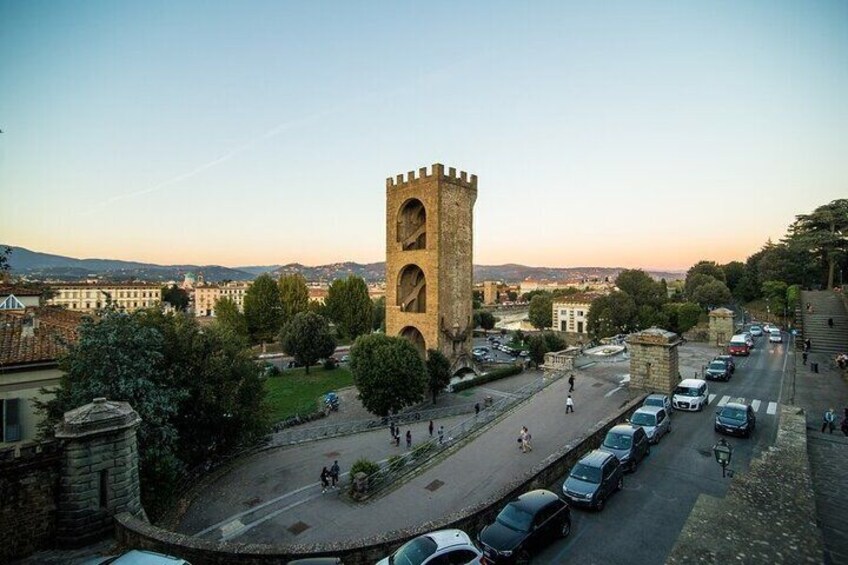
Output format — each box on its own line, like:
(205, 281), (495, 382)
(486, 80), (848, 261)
(452, 364), (524, 392)
(349, 457), (381, 478)
(323, 358), (338, 370)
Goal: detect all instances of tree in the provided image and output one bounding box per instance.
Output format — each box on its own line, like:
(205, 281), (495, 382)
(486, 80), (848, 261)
(0, 246), (12, 282)
(278, 274), (309, 326)
(686, 261), (726, 285)
(721, 261), (746, 296)
(615, 269), (666, 308)
(527, 334), (548, 368)
(542, 331), (566, 352)
(528, 294), (553, 330)
(372, 296), (386, 332)
(786, 199), (848, 289)
(349, 334), (427, 417)
(477, 310), (496, 331)
(761, 280), (788, 318)
(507, 290), (518, 302)
(279, 312), (336, 374)
(662, 302), (702, 335)
(325, 276), (373, 340)
(425, 349), (451, 405)
(214, 297), (248, 338)
(685, 273), (721, 299)
(586, 292), (637, 339)
(161, 284), (189, 311)
(243, 274), (284, 343)
(691, 280), (732, 308)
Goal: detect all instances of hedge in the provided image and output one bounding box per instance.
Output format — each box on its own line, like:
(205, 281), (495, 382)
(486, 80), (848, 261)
(451, 364), (524, 392)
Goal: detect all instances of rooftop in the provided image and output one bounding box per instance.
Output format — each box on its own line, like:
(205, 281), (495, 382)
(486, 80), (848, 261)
(0, 307), (87, 368)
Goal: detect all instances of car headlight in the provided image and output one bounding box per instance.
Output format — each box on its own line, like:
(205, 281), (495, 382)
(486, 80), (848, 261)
(739, 422), (748, 429)
(500, 550), (512, 557)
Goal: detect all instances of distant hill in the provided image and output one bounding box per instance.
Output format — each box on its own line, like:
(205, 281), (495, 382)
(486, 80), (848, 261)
(3, 245), (684, 284)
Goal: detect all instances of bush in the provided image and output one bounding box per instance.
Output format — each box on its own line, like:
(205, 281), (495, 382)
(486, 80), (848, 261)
(349, 457), (381, 479)
(323, 358), (338, 370)
(452, 364), (524, 392)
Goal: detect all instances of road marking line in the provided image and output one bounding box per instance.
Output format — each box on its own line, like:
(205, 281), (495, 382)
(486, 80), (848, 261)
(605, 386), (624, 397)
(767, 402), (778, 415)
(708, 394), (717, 404)
(751, 400), (761, 412)
(718, 395), (730, 407)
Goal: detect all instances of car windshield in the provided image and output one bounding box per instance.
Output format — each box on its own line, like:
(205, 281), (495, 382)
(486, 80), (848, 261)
(709, 362), (726, 371)
(570, 462), (601, 484)
(644, 397), (663, 407)
(390, 536), (438, 565)
(603, 432), (632, 449)
(630, 412), (656, 426)
(674, 386), (700, 397)
(720, 407), (747, 421)
(496, 502), (533, 532)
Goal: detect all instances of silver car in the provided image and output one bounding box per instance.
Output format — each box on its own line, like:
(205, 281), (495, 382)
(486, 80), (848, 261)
(642, 393), (671, 413)
(376, 529), (482, 565)
(629, 406), (671, 444)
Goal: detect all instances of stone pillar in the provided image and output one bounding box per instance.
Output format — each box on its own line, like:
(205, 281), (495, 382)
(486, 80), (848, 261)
(54, 398), (143, 547)
(628, 328), (681, 396)
(709, 308), (735, 348)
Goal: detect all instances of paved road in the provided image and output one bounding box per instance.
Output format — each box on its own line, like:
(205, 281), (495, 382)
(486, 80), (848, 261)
(534, 333), (790, 564)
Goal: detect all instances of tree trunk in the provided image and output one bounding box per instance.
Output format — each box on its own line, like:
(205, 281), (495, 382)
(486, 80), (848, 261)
(828, 258), (835, 290)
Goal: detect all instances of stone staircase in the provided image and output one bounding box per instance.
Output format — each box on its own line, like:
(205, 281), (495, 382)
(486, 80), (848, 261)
(801, 290), (848, 355)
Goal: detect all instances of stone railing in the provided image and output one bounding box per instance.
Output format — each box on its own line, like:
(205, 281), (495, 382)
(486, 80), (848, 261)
(114, 394), (646, 565)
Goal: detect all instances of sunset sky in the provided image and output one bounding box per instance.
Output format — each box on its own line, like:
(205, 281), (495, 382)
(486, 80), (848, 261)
(1, 1), (846, 270)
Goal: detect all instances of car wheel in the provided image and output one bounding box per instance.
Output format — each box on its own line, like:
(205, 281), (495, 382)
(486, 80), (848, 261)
(516, 549), (531, 564)
(596, 496), (606, 511)
(616, 476), (624, 491)
(561, 518), (572, 538)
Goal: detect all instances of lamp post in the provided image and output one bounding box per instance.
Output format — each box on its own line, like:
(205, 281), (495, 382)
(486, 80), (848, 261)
(713, 438), (733, 478)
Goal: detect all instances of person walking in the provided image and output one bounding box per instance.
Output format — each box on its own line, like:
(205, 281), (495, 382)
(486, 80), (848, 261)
(822, 408), (837, 434)
(438, 425), (445, 445)
(522, 426), (533, 452)
(320, 466), (331, 493)
(428, 419), (434, 437)
(828, 317), (834, 328)
(518, 427), (527, 453)
(568, 374), (575, 392)
(802, 350), (808, 365)
(406, 429), (412, 449)
(330, 460), (340, 489)
(389, 420), (396, 440)
(475, 402), (481, 415)
(566, 394), (574, 414)
(805, 338), (812, 352)
(394, 429), (401, 447)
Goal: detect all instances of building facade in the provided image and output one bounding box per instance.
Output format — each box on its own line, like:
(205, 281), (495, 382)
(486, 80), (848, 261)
(193, 281), (251, 317)
(47, 283), (161, 313)
(552, 293), (601, 335)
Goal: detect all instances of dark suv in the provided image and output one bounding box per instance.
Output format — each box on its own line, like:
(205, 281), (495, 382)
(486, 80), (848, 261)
(478, 489), (571, 564)
(704, 360), (731, 381)
(561, 450), (624, 511)
(715, 402), (756, 438)
(715, 355), (735, 374)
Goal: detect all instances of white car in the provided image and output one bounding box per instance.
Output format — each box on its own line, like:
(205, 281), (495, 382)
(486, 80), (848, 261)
(672, 379), (709, 412)
(376, 529), (482, 565)
(768, 328), (782, 343)
(749, 325), (763, 337)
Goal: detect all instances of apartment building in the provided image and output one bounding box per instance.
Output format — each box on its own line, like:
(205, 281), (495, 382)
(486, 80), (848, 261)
(194, 281), (251, 317)
(552, 293), (602, 335)
(47, 283), (161, 313)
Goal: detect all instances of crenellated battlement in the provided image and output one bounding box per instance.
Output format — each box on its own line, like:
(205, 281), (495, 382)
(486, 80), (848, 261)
(386, 163), (477, 189)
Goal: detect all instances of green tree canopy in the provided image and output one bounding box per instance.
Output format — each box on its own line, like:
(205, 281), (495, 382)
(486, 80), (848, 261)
(542, 331), (567, 352)
(214, 297), (248, 338)
(349, 334), (427, 417)
(325, 276), (373, 340)
(721, 261), (746, 295)
(162, 284), (189, 311)
(527, 334), (548, 368)
(686, 261), (726, 285)
(425, 349), (452, 405)
(615, 269), (666, 308)
(528, 293), (553, 330)
(685, 273), (721, 299)
(786, 199), (848, 289)
(476, 310), (497, 331)
(372, 296), (386, 332)
(243, 273), (284, 343)
(662, 302), (702, 335)
(691, 279), (732, 308)
(587, 292), (637, 339)
(279, 311), (337, 374)
(278, 274), (309, 326)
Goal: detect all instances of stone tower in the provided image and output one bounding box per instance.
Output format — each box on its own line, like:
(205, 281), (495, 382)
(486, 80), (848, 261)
(386, 164), (477, 371)
(628, 327), (681, 396)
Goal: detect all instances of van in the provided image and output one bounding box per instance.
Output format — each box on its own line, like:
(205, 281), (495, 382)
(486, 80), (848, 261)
(728, 335), (750, 356)
(672, 378), (709, 412)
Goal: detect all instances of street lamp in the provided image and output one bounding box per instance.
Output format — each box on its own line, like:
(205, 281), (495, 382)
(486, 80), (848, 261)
(713, 438), (733, 478)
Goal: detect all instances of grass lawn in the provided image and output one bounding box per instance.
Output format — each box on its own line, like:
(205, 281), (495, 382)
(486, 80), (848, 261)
(264, 366), (355, 422)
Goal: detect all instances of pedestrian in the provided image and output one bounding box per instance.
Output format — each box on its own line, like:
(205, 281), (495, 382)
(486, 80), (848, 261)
(802, 351), (808, 365)
(390, 420), (395, 440)
(828, 317), (834, 328)
(394, 429), (401, 447)
(841, 408), (848, 437)
(518, 427), (527, 453)
(566, 394), (574, 413)
(522, 426), (533, 452)
(805, 338), (812, 352)
(406, 429), (412, 449)
(428, 419), (434, 437)
(822, 408), (836, 434)
(475, 402), (480, 415)
(320, 466), (330, 493)
(568, 374), (575, 392)
(330, 460), (340, 488)
(438, 425), (445, 445)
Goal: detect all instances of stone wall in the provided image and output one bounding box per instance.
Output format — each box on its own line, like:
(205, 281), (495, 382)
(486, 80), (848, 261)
(114, 395), (646, 565)
(708, 308), (735, 348)
(0, 441), (62, 562)
(628, 328), (680, 396)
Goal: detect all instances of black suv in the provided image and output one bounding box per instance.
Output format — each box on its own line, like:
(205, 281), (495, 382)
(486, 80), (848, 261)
(715, 354), (735, 374)
(715, 402), (756, 438)
(478, 489), (571, 564)
(704, 359), (731, 381)
(561, 449), (624, 511)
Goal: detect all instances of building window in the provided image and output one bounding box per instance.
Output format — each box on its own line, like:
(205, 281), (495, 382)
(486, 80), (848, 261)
(1, 398), (22, 442)
(577, 311), (584, 316)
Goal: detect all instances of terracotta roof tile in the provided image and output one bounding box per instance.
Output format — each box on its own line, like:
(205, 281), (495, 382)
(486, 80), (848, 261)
(0, 307), (87, 368)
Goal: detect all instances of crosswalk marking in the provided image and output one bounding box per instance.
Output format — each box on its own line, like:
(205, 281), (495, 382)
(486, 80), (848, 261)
(751, 400), (761, 412)
(708, 394), (717, 404)
(767, 402), (778, 415)
(718, 395), (730, 407)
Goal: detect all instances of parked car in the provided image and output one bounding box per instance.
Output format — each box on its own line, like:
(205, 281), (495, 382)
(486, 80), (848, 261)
(715, 401), (757, 438)
(749, 325), (763, 337)
(643, 393), (672, 413)
(768, 328), (782, 343)
(715, 354), (735, 374)
(287, 559), (343, 565)
(561, 450), (624, 511)
(376, 529), (482, 565)
(82, 550), (191, 565)
(704, 359), (731, 381)
(728, 335), (750, 356)
(477, 489), (571, 564)
(742, 332), (755, 348)
(598, 424), (650, 472)
(672, 379), (709, 412)
(629, 406), (671, 444)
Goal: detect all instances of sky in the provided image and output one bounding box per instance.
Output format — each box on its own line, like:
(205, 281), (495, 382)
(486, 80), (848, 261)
(1, 1), (846, 271)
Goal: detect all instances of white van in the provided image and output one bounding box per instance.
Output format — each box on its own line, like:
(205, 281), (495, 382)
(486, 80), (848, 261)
(672, 378), (709, 412)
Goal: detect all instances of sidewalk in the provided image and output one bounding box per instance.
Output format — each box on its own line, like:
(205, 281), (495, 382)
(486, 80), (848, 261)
(792, 349), (848, 565)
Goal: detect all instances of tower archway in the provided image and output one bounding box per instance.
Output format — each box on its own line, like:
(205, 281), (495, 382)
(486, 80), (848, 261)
(399, 326), (426, 357)
(397, 198), (427, 250)
(397, 265), (426, 313)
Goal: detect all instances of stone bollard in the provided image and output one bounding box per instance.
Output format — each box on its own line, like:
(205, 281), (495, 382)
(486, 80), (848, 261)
(354, 471), (368, 494)
(484, 395), (494, 407)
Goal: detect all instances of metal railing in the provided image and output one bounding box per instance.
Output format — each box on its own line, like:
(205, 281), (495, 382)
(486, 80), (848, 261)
(269, 402), (481, 447)
(354, 371), (565, 499)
